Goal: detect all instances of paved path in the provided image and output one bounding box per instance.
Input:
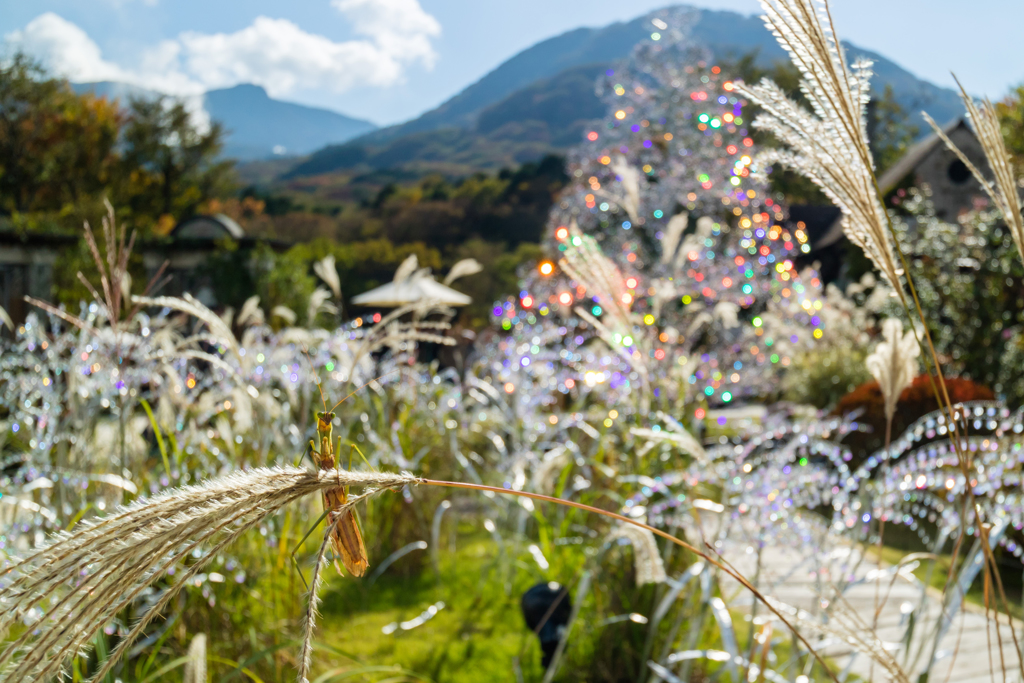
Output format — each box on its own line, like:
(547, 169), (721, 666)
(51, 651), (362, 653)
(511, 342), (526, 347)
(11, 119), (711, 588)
(709, 525), (1023, 682)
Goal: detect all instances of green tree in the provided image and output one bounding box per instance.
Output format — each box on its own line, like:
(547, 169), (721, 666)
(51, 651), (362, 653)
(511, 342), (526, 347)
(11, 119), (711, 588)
(115, 97), (234, 232)
(0, 54), (121, 215)
(997, 84), (1024, 173)
(867, 84), (918, 174)
(252, 243), (318, 326)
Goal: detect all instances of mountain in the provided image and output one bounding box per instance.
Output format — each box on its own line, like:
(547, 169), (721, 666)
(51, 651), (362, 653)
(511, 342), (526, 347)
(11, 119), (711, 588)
(71, 81), (158, 102)
(204, 84), (376, 160)
(344, 20), (652, 149)
(287, 64), (609, 177)
(72, 82), (377, 161)
(286, 5), (964, 179)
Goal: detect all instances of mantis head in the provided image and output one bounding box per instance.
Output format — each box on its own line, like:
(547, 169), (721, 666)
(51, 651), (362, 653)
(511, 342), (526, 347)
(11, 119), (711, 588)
(316, 411), (335, 439)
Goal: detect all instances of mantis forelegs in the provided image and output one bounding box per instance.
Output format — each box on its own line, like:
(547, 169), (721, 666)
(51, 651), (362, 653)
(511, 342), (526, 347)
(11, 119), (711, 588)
(290, 507), (332, 592)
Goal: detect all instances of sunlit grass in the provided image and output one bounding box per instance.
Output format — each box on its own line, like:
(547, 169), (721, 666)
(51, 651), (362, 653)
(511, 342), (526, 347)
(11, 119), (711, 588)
(312, 534), (546, 682)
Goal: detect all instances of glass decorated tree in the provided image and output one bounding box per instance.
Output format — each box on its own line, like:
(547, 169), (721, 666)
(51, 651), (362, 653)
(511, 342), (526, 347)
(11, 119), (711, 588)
(487, 9), (827, 426)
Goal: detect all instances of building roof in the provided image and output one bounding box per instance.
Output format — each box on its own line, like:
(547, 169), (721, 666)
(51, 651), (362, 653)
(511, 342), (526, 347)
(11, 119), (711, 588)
(877, 118), (967, 194)
(171, 214), (245, 240)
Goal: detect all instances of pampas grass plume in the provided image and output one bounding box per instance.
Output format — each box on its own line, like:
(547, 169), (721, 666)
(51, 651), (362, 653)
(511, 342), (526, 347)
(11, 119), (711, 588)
(0, 466), (415, 683)
(183, 633), (207, 683)
(607, 524), (667, 586)
(734, 0), (903, 293)
(865, 318), (919, 422)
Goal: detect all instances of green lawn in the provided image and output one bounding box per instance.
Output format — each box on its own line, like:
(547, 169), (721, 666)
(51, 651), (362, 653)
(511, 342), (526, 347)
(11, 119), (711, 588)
(87, 527), (854, 682)
(309, 536), (547, 682)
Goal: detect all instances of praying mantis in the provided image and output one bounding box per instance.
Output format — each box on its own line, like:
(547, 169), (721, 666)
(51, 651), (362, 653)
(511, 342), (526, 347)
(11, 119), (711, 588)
(291, 367), (388, 587)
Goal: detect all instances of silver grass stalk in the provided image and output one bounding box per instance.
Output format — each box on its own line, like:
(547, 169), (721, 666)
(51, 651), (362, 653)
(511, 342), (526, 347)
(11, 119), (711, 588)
(606, 156), (642, 223)
(607, 524), (667, 586)
(307, 287), (339, 324)
(660, 212), (688, 265)
(133, 294), (240, 358)
(558, 221), (650, 390)
(182, 633), (207, 683)
(923, 85), (1024, 263)
(630, 426), (706, 464)
(734, 0), (902, 292)
(443, 258), (484, 285)
(392, 254), (419, 284)
(272, 305), (298, 326)
(344, 300), (455, 382)
(298, 515), (342, 683)
(313, 255), (342, 299)
(0, 466), (415, 683)
(866, 318), (919, 423)
(236, 295), (264, 328)
(530, 446), (572, 495)
(767, 596), (910, 683)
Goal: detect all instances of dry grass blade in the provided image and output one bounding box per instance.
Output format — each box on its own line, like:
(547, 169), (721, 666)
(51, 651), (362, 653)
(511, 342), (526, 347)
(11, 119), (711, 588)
(0, 467), (414, 682)
(767, 595), (911, 683)
(421, 478), (841, 682)
(344, 300), (455, 382)
(298, 514), (343, 683)
(733, 0), (902, 292)
(923, 82), (1024, 262)
(133, 294), (240, 357)
(921, 84), (1024, 662)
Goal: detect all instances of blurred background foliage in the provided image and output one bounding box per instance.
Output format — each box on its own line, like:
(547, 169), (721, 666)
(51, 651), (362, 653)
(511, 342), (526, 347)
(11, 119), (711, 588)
(7, 49), (1024, 403)
(0, 54), (568, 327)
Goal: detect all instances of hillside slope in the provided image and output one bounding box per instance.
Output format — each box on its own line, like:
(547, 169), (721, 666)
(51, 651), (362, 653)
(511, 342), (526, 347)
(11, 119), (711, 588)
(287, 5), (963, 178)
(204, 84), (376, 160)
(73, 82), (377, 161)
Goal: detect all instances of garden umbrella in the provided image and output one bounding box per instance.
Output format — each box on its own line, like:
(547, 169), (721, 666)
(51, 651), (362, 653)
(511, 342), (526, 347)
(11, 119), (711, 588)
(351, 254), (473, 307)
(350, 276), (472, 307)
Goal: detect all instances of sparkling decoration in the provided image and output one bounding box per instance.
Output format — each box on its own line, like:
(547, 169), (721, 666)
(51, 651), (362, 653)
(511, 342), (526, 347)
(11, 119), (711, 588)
(494, 8), (824, 408)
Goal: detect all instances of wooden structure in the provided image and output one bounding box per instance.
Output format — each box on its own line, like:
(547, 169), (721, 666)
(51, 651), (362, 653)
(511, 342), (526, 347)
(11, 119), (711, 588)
(0, 214), (287, 325)
(0, 231), (76, 326)
(878, 117), (990, 220)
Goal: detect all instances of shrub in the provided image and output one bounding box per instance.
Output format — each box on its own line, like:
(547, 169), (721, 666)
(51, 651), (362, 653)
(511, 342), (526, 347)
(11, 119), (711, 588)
(834, 375), (995, 461)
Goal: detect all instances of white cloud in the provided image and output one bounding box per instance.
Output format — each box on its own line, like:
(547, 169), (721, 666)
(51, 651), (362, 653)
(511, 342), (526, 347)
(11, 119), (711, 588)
(4, 13), (208, 127)
(332, 0), (441, 66)
(179, 16), (400, 95)
(4, 2), (441, 101)
(5, 13), (130, 83)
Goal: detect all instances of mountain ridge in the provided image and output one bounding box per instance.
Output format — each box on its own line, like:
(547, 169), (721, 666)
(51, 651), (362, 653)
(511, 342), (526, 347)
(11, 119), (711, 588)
(72, 81), (377, 161)
(204, 84), (376, 160)
(285, 5), (966, 179)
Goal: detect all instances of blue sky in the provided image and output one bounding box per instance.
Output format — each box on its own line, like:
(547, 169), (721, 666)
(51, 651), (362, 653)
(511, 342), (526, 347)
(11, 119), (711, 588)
(1, 0), (1021, 125)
